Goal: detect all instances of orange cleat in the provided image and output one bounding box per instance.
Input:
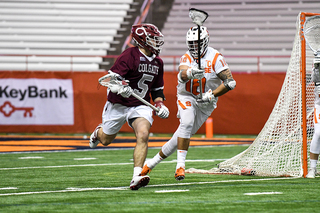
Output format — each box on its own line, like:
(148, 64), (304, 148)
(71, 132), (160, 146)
(141, 164), (152, 176)
(175, 167), (185, 181)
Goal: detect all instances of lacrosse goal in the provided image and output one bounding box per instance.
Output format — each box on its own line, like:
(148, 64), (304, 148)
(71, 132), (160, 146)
(186, 12), (320, 178)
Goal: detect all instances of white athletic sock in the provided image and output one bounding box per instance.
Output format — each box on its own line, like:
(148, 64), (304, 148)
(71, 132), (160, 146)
(133, 167), (142, 177)
(310, 159), (318, 168)
(176, 149), (187, 169)
(147, 153), (164, 169)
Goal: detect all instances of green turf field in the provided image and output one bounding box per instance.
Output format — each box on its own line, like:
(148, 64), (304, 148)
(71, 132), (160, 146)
(1, 145), (319, 213)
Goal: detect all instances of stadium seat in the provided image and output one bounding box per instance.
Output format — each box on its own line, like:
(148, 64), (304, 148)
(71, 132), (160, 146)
(0, 0), (135, 71)
(160, 0), (318, 73)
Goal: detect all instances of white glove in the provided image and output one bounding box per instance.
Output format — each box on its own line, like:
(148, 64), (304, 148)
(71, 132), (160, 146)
(154, 101), (169, 119)
(107, 80), (133, 98)
(199, 89), (216, 104)
(108, 83), (121, 94)
(117, 85), (133, 98)
(186, 66), (204, 79)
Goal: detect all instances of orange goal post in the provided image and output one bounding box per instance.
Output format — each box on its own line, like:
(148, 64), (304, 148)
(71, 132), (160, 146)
(187, 12), (320, 177)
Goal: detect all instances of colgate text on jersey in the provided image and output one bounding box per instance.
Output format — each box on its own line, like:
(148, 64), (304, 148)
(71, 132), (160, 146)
(138, 63), (159, 75)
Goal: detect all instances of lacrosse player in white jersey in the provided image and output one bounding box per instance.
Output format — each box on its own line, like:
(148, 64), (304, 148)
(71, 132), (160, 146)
(141, 26), (236, 180)
(307, 63), (320, 178)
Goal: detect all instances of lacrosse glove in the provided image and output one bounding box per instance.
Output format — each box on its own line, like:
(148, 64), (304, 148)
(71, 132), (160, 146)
(154, 101), (169, 119)
(186, 66), (205, 79)
(117, 85), (133, 98)
(199, 89), (217, 104)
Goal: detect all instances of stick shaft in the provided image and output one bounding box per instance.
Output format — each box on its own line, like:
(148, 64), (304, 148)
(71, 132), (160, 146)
(98, 78), (159, 112)
(197, 25), (203, 99)
(131, 93), (159, 112)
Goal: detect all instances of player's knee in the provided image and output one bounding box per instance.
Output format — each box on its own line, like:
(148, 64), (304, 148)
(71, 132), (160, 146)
(100, 133), (116, 146)
(135, 129), (149, 142)
(179, 122), (193, 136)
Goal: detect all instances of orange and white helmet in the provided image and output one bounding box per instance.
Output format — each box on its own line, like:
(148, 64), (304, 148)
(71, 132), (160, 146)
(131, 23), (164, 56)
(186, 26), (209, 59)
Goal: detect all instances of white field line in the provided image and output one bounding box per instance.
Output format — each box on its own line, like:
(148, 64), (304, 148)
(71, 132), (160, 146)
(73, 158), (97, 160)
(155, 189), (190, 193)
(0, 159), (223, 171)
(0, 177), (298, 197)
(145, 177), (299, 188)
(0, 187), (18, 190)
(244, 192), (283, 195)
(18, 156), (44, 159)
(0, 187), (128, 196)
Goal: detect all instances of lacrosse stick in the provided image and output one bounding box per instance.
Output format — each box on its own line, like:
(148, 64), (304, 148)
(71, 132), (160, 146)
(98, 74), (159, 112)
(189, 8), (208, 99)
(304, 15), (320, 68)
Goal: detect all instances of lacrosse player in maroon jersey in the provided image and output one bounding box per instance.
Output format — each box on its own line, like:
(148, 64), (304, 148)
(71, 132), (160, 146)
(141, 26), (236, 181)
(89, 23), (169, 190)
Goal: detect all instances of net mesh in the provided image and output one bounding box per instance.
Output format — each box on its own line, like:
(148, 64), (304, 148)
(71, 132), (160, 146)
(186, 13), (318, 177)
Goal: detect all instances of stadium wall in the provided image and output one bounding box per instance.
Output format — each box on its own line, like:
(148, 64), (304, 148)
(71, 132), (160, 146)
(0, 71), (284, 135)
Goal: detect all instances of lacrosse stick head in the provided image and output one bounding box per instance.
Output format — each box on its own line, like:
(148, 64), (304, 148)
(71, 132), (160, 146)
(304, 15), (320, 58)
(186, 26), (209, 59)
(131, 23), (164, 56)
(98, 74), (128, 88)
(189, 8), (208, 26)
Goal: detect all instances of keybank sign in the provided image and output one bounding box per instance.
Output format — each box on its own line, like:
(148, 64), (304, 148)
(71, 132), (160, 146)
(0, 78), (74, 125)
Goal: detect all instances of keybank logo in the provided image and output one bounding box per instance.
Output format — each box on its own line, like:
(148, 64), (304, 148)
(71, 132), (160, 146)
(0, 85), (68, 101)
(0, 78), (74, 125)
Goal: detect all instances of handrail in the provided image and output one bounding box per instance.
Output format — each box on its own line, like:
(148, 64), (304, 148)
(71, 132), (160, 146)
(0, 54), (292, 73)
(121, 0), (154, 51)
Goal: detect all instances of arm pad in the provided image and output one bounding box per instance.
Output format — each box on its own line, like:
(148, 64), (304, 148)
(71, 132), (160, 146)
(151, 89), (165, 101)
(223, 78), (236, 90)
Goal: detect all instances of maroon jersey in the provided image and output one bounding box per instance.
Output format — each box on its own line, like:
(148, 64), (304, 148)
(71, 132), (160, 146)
(108, 46), (164, 107)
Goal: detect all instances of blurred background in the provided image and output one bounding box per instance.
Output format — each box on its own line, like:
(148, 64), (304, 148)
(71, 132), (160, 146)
(0, 0), (318, 136)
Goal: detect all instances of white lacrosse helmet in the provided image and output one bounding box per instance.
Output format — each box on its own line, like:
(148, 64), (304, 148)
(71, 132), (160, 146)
(186, 26), (209, 59)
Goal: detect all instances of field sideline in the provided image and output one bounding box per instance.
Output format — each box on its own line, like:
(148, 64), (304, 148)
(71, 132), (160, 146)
(0, 135), (319, 212)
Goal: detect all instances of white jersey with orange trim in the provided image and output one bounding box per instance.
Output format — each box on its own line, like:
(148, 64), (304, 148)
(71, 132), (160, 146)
(177, 47), (229, 115)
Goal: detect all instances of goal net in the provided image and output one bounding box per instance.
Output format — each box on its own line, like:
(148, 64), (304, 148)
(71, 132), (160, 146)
(187, 12), (320, 177)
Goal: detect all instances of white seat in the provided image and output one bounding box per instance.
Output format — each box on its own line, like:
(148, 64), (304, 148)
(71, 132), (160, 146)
(4, 0), (134, 3)
(0, 48), (108, 56)
(0, 22), (122, 29)
(0, 14), (126, 23)
(0, 35), (115, 43)
(0, 8), (128, 16)
(0, 2), (131, 10)
(0, 42), (111, 50)
(0, 56), (103, 63)
(1, 28), (118, 36)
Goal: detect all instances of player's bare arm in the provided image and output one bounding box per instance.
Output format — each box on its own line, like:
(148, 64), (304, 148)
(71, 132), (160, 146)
(178, 65), (190, 82)
(212, 68), (236, 97)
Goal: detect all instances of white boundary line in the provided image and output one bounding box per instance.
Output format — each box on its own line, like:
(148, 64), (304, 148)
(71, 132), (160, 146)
(244, 192), (283, 195)
(0, 159), (224, 171)
(0, 177), (298, 197)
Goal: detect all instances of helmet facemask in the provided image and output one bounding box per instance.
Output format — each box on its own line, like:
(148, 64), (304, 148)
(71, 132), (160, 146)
(131, 24), (164, 56)
(186, 26), (209, 59)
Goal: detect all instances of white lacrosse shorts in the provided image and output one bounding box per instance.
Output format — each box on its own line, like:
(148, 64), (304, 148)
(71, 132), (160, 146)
(175, 95), (212, 138)
(101, 101), (154, 135)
